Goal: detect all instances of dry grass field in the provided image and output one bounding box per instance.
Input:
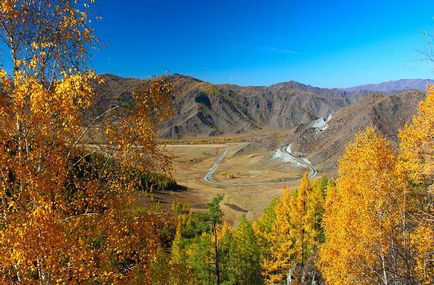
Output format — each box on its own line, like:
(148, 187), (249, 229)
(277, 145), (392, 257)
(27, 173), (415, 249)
(214, 144), (306, 184)
(156, 142), (322, 225)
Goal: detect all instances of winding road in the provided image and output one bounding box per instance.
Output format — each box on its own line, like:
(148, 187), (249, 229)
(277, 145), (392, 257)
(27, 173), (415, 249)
(203, 145), (317, 186)
(281, 146), (317, 178)
(203, 148), (229, 184)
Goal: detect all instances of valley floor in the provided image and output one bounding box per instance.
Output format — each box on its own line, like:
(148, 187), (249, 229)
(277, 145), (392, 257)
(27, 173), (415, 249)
(161, 142), (323, 225)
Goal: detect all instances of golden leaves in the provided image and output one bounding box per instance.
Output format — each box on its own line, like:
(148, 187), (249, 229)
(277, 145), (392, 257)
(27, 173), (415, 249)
(0, 2), (175, 283)
(258, 174), (326, 284)
(0, 69), (6, 79)
(319, 128), (400, 284)
(410, 224), (434, 284)
(319, 111), (434, 285)
(398, 85), (434, 185)
(1, 0), (98, 83)
(0, 68), (176, 284)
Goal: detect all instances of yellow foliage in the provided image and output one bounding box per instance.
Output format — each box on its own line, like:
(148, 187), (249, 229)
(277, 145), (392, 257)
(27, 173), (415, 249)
(319, 128), (402, 284)
(0, 1), (175, 282)
(319, 125), (434, 284)
(171, 221), (185, 265)
(262, 174), (324, 284)
(398, 85), (434, 185)
(410, 224), (434, 284)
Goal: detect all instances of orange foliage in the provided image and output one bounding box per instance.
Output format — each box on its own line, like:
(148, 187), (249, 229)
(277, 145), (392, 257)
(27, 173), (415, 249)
(398, 85), (434, 185)
(0, 1), (175, 283)
(320, 123), (433, 284)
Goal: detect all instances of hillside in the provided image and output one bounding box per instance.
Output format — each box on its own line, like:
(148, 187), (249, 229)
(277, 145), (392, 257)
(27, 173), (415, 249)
(95, 74), (363, 138)
(91, 74), (426, 173)
(290, 91), (425, 172)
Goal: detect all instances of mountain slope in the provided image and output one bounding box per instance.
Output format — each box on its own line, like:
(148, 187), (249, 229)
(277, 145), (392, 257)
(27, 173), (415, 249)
(290, 91), (425, 172)
(90, 74), (427, 173)
(93, 73), (362, 138)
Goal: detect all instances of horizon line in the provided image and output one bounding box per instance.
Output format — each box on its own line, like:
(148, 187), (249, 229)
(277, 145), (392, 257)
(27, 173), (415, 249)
(99, 72), (434, 90)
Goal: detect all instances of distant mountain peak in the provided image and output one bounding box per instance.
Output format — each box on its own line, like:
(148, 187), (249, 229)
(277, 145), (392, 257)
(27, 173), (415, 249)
(164, 73), (204, 83)
(345, 79), (434, 93)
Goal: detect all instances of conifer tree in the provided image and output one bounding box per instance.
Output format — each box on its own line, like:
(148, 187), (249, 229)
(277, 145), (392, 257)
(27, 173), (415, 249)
(217, 222), (234, 283)
(228, 215), (263, 285)
(253, 198), (277, 248)
(208, 194), (224, 285)
(188, 233), (214, 285)
(308, 177), (328, 244)
(289, 174), (312, 266)
(253, 199), (277, 283)
(171, 221), (186, 265)
(262, 174), (325, 284)
(262, 186), (293, 284)
(168, 220), (197, 285)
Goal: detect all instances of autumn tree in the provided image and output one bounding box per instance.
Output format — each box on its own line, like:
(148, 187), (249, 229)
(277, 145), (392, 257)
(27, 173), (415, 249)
(168, 220), (199, 285)
(187, 233), (215, 284)
(261, 185), (293, 284)
(169, 197), (233, 285)
(318, 127), (433, 284)
(398, 86), (434, 284)
(0, 0), (175, 283)
(185, 221), (232, 284)
(216, 221), (234, 283)
(177, 211), (263, 285)
(171, 221), (186, 266)
(398, 85), (434, 186)
(262, 174), (326, 284)
(319, 128), (400, 284)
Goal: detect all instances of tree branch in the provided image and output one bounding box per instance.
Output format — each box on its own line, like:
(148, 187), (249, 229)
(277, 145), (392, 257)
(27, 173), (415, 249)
(68, 104), (122, 158)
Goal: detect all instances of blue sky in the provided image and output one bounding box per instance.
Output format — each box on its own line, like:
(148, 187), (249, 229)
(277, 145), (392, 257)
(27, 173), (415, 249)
(92, 0), (434, 87)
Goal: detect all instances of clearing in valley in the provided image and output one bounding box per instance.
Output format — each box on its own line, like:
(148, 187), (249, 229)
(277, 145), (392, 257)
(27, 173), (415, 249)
(161, 141), (321, 225)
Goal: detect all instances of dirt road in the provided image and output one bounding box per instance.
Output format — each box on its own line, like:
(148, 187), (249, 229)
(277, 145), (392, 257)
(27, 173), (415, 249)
(203, 145), (317, 186)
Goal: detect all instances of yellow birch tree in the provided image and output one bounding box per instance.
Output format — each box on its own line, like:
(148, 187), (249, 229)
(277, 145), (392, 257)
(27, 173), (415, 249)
(0, 1), (175, 283)
(318, 127), (427, 284)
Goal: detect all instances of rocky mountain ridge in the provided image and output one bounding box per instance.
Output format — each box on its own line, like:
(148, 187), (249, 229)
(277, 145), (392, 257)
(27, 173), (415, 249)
(96, 73), (364, 138)
(92, 74), (426, 172)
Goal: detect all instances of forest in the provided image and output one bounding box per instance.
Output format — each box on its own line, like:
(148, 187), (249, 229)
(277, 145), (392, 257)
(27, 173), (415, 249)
(0, 1), (432, 284)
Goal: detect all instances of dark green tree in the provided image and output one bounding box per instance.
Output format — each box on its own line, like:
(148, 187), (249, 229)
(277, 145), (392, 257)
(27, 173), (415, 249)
(228, 215), (263, 285)
(207, 194), (225, 285)
(189, 234), (214, 285)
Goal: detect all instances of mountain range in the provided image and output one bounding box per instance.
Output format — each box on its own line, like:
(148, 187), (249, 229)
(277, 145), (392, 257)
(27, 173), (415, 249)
(344, 79), (434, 93)
(92, 74), (427, 172)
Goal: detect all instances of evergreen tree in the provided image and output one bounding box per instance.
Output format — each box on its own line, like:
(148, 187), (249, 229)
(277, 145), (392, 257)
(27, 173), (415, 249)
(208, 194), (225, 285)
(228, 215), (263, 285)
(188, 233), (215, 285)
(253, 198), (277, 281)
(217, 222), (234, 284)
